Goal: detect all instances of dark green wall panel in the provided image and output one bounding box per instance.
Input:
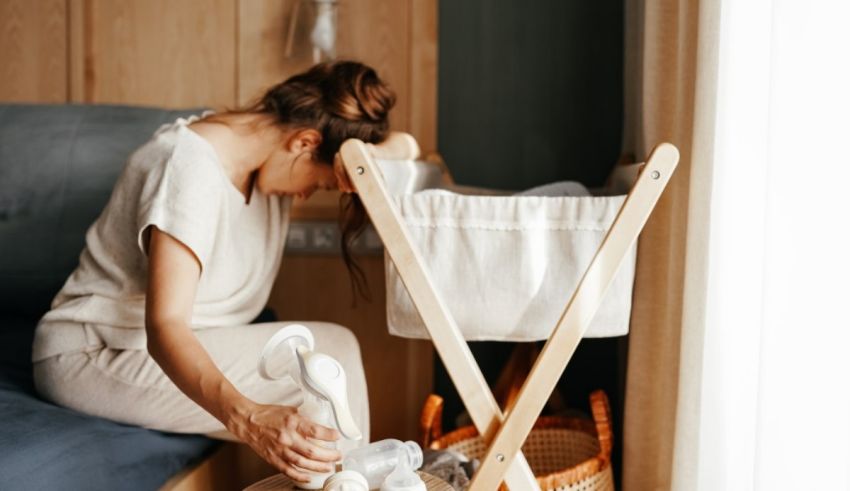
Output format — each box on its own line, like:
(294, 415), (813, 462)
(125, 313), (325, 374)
(438, 0), (624, 189)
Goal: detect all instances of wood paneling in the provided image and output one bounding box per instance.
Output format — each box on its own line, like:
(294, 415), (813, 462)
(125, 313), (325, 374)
(1, 0), (435, 131)
(268, 255), (433, 442)
(69, 0), (237, 107)
(0, 0), (67, 102)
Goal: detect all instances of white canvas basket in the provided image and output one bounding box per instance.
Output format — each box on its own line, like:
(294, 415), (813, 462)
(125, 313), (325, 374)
(377, 159), (638, 342)
(346, 141), (677, 490)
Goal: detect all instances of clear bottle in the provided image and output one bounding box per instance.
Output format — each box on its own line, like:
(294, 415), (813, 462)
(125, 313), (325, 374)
(295, 394), (338, 489)
(341, 439), (423, 490)
(380, 447), (426, 491)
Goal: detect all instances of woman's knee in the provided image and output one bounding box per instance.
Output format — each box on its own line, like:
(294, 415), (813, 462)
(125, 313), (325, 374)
(308, 322), (363, 364)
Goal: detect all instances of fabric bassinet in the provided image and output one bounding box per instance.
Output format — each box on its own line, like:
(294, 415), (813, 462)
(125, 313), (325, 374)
(343, 140), (678, 491)
(376, 159), (638, 342)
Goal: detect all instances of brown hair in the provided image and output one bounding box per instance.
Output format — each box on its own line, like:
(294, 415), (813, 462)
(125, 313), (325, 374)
(204, 60), (396, 302)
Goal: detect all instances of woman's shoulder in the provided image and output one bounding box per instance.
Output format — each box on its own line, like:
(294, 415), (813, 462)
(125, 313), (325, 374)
(125, 111), (222, 179)
(97, 112), (228, 221)
(152, 109), (217, 138)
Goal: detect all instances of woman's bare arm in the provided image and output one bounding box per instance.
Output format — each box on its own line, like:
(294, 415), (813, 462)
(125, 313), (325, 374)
(144, 225), (254, 426)
(144, 226), (340, 482)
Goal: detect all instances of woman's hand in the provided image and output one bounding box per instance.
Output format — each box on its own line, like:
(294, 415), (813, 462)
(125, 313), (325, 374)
(226, 402), (341, 483)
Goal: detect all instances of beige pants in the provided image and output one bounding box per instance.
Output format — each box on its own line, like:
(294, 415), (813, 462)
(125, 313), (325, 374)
(32, 321), (369, 453)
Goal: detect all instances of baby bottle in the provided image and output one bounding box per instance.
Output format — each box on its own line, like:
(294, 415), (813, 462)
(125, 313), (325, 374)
(380, 446), (426, 491)
(341, 439), (423, 490)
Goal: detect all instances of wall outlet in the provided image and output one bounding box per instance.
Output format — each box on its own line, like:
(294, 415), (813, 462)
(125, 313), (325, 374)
(285, 221), (384, 256)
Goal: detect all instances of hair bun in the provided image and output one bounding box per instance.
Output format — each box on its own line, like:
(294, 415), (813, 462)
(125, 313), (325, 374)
(352, 67), (396, 121)
(321, 61), (396, 122)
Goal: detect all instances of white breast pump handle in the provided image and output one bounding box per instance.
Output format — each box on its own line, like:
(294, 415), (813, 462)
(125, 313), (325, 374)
(257, 324), (362, 440)
(296, 346), (362, 440)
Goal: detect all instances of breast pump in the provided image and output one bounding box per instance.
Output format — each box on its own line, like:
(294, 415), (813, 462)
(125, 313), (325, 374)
(258, 325), (426, 490)
(258, 324), (362, 489)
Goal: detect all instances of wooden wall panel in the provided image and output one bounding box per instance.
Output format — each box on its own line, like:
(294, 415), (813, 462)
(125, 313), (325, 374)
(0, 0), (67, 102)
(69, 0), (236, 107)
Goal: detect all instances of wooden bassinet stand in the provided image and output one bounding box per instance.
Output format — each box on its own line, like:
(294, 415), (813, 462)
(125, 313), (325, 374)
(339, 140), (679, 491)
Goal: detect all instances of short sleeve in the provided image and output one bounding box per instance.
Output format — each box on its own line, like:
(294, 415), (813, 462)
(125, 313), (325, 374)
(135, 140), (223, 273)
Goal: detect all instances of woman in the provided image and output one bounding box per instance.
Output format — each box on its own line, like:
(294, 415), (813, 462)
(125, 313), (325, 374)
(31, 60), (416, 484)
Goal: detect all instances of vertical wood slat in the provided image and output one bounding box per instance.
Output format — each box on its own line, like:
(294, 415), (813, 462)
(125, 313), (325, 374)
(0, 0), (67, 102)
(67, 0), (85, 102)
(410, 0), (438, 153)
(234, 0), (240, 109)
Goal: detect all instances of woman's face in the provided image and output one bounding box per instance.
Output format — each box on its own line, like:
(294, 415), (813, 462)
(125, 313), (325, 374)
(255, 128), (339, 200)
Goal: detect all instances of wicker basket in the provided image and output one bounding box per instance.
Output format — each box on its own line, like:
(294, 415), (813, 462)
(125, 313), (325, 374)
(419, 390), (615, 491)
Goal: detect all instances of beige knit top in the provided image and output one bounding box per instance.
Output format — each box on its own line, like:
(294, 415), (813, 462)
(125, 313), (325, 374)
(32, 111), (291, 362)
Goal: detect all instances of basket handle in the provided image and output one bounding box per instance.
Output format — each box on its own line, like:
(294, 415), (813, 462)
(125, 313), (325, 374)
(589, 390), (613, 461)
(419, 394), (445, 448)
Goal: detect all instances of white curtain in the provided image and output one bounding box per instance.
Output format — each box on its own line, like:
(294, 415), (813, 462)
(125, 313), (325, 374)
(623, 0), (850, 489)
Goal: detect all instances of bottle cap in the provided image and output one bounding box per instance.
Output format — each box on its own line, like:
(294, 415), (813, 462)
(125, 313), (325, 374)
(323, 470), (369, 491)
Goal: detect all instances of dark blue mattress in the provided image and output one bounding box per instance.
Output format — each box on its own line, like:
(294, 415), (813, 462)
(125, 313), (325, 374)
(0, 318), (220, 490)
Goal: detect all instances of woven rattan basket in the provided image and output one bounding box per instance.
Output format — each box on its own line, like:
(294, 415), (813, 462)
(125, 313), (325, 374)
(419, 390), (615, 491)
